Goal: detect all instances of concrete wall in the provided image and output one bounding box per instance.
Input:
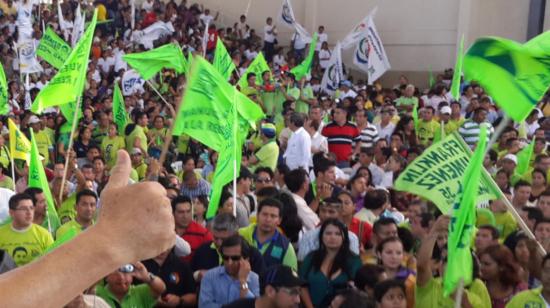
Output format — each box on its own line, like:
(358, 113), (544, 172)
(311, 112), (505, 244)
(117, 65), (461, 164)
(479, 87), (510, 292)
(143, 0), (543, 87)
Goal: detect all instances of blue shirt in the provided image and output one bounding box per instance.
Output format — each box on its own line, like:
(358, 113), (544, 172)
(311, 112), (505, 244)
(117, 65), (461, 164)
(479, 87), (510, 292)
(180, 179), (211, 199)
(199, 265), (260, 308)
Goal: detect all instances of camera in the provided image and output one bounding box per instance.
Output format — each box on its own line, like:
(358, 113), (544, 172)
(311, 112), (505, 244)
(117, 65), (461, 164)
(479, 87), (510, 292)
(119, 264), (135, 273)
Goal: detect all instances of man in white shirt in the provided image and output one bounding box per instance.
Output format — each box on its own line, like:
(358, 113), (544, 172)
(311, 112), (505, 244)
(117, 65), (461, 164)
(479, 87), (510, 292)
(97, 48), (115, 77)
(316, 25), (328, 51)
(291, 31), (307, 62)
(338, 81), (357, 100)
(285, 168), (319, 231)
(263, 17), (277, 62)
(283, 113), (311, 171)
(199, 9), (218, 27)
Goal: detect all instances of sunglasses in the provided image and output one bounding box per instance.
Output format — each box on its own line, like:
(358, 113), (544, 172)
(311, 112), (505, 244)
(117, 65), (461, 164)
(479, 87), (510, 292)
(222, 255), (242, 261)
(256, 177), (271, 183)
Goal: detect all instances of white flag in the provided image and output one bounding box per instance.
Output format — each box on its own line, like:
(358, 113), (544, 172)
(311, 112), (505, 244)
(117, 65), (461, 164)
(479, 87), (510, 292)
(133, 21), (175, 50)
(353, 17), (390, 84)
(341, 7), (378, 50)
(202, 19), (210, 56)
(71, 4), (85, 47)
(321, 42), (343, 95)
(18, 40), (43, 74)
(278, 0), (311, 42)
(121, 69), (145, 96)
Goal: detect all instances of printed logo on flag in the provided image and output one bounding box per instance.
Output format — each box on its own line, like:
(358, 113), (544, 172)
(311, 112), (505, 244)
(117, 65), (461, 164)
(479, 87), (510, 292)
(281, 3), (294, 24)
(355, 37), (370, 65)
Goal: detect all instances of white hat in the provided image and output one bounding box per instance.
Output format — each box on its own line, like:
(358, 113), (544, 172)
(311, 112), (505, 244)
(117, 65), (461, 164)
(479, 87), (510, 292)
(29, 115), (41, 124)
(131, 148), (142, 155)
(440, 106), (452, 115)
(502, 154), (517, 165)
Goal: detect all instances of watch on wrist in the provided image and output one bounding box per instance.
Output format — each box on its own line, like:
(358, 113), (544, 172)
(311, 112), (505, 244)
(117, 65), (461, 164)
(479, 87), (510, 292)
(240, 281), (249, 290)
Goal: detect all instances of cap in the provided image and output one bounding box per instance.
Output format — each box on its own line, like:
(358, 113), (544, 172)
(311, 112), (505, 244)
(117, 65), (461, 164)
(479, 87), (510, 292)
(340, 80), (352, 88)
(440, 106), (452, 115)
(261, 123), (276, 138)
(502, 154), (517, 165)
(29, 115), (41, 124)
(262, 265), (307, 289)
(131, 148), (142, 155)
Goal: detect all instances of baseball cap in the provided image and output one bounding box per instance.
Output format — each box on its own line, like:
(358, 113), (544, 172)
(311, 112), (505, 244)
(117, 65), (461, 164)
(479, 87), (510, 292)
(131, 148), (142, 155)
(262, 265), (307, 290)
(29, 115), (41, 124)
(340, 80), (352, 88)
(261, 123), (276, 138)
(440, 106), (452, 115)
(502, 154), (517, 165)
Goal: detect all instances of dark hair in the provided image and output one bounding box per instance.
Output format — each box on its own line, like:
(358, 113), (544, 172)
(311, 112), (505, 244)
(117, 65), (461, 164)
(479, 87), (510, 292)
(397, 227), (415, 253)
(478, 224), (499, 240)
(478, 244), (521, 287)
(363, 189), (387, 210)
(289, 112), (305, 127)
(376, 236), (403, 257)
(275, 192), (303, 243)
(23, 187), (43, 205)
(354, 264), (385, 291)
(373, 217), (398, 236)
(237, 167), (252, 182)
(9, 193), (33, 210)
(534, 217), (550, 232)
(526, 207), (544, 226)
(532, 168), (547, 183)
(171, 195), (192, 212)
(258, 198), (283, 217)
(285, 168), (309, 193)
(313, 153), (336, 177)
(256, 187), (279, 199)
(374, 279), (406, 303)
(76, 189), (98, 204)
(542, 253), (550, 268)
(220, 235), (250, 259)
(312, 219), (353, 278)
(338, 289), (374, 308)
(254, 167), (274, 179)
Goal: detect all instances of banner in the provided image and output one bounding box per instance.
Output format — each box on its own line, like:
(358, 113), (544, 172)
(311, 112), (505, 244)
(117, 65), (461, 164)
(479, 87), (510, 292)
(320, 42), (343, 95)
(133, 21), (175, 50)
(121, 69), (145, 96)
(112, 83), (128, 134)
(37, 27), (72, 69)
(8, 118), (31, 163)
(291, 32), (318, 80)
(31, 10), (98, 114)
(71, 4), (85, 48)
(353, 16), (390, 84)
(463, 36), (549, 122)
(394, 132), (500, 214)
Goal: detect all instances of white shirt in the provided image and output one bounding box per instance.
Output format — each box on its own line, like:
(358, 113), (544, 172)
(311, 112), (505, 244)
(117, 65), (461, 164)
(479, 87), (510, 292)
(244, 49), (258, 61)
(292, 193), (319, 231)
(263, 25), (276, 43)
(273, 54), (286, 69)
(0, 188), (15, 225)
(318, 49), (331, 69)
(297, 227), (360, 261)
(292, 32), (306, 50)
(316, 32), (328, 50)
(199, 14), (214, 26)
(339, 89), (357, 99)
(284, 127), (311, 171)
(141, 0), (154, 12)
(97, 56), (115, 73)
(375, 122), (396, 143)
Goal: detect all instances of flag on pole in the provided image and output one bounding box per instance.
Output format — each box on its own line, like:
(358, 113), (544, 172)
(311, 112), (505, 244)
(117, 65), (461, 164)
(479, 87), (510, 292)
(428, 65), (435, 88)
(213, 38), (236, 80)
(320, 42), (343, 95)
(173, 57), (265, 218)
(0, 61), (8, 115)
(353, 16), (390, 84)
(71, 4), (85, 48)
(130, 0), (136, 30)
(524, 30), (550, 54)
(30, 130), (61, 235)
(443, 125), (487, 296)
(412, 101), (419, 133)
(451, 35), (464, 101)
(278, 0), (311, 41)
(123, 43), (187, 80)
(37, 27), (72, 70)
(291, 32), (318, 81)
(237, 53), (271, 89)
(31, 10), (98, 114)
(8, 118), (31, 163)
(59, 99), (83, 134)
(463, 36), (550, 122)
(341, 7), (378, 50)
(112, 83), (128, 134)
(18, 40), (43, 74)
(516, 139), (535, 176)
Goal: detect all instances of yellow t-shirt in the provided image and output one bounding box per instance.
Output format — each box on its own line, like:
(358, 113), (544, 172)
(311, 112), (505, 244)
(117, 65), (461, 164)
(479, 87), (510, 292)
(0, 223), (54, 266)
(126, 125), (148, 154)
(417, 120), (440, 146)
(56, 219), (90, 239)
(416, 277), (491, 308)
(34, 130), (52, 165)
(254, 141), (279, 172)
(494, 211), (518, 242)
(57, 193), (77, 225)
(134, 162), (148, 181)
(101, 136), (126, 169)
(96, 4), (107, 21)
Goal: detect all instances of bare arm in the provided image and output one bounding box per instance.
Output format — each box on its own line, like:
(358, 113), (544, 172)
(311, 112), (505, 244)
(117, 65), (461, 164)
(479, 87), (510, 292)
(0, 151), (175, 307)
(417, 215), (449, 287)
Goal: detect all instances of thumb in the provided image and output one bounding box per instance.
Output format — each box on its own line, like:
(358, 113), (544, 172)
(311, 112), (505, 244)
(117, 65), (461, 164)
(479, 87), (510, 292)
(105, 150), (131, 190)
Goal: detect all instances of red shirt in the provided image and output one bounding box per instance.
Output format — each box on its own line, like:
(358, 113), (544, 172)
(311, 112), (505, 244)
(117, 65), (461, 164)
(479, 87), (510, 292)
(349, 217), (372, 247)
(321, 122), (360, 162)
(207, 29), (218, 51)
(179, 221), (213, 263)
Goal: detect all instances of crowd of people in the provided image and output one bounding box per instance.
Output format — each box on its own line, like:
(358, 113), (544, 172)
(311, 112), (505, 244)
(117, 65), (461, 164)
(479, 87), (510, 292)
(0, 0), (550, 307)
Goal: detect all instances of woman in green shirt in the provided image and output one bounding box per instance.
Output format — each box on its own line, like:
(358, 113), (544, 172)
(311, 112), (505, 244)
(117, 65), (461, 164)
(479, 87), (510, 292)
(147, 115), (168, 159)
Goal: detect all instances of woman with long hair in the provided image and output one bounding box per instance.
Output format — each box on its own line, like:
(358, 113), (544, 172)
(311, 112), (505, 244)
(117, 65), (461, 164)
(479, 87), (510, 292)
(346, 174), (368, 212)
(394, 115), (417, 149)
(299, 219), (362, 308)
(274, 191), (303, 245)
(530, 168), (548, 203)
(479, 244), (527, 308)
(504, 231), (542, 288)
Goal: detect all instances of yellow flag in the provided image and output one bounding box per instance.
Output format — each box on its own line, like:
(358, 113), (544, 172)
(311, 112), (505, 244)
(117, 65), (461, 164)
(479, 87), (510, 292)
(8, 118), (31, 163)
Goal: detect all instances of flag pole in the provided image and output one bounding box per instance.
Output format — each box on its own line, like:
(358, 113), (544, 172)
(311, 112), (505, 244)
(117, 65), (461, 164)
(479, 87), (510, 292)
(232, 88), (237, 218)
(453, 278), (464, 308)
(10, 153), (15, 191)
(484, 114), (510, 157)
(145, 79), (171, 108)
(58, 97), (81, 203)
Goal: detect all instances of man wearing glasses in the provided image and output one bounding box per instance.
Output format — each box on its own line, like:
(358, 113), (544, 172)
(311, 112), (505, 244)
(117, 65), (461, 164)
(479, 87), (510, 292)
(199, 235), (260, 308)
(0, 193), (53, 266)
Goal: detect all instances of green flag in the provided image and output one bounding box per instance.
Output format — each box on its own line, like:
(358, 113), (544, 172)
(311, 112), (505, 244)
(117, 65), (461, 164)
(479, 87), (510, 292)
(451, 35), (464, 101)
(37, 27), (72, 69)
(213, 38), (236, 80)
(123, 43), (187, 81)
(412, 101), (419, 133)
(173, 56), (265, 218)
(0, 61), (8, 115)
(443, 125), (487, 296)
(394, 131), (500, 214)
(46, 227), (78, 253)
(112, 83), (128, 134)
(32, 10), (98, 114)
(516, 139), (535, 176)
(463, 36), (550, 122)
(59, 99), (83, 134)
(29, 130), (61, 235)
(524, 31), (550, 54)
(428, 65), (435, 88)
(291, 32), (318, 80)
(237, 52), (271, 89)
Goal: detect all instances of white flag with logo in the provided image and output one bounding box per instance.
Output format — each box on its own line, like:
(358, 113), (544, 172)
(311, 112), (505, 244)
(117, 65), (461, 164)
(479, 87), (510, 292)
(278, 0), (311, 42)
(18, 40), (43, 74)
(121, 69), (145, 96)
(321, 42), (343, 95)
(71, 4), (85, 47)
(353, 17), (390, 84)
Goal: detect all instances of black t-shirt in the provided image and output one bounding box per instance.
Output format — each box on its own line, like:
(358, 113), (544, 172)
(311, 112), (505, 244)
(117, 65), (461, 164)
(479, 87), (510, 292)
(222, 298), (256, 308)
(142, 252), (196, 296)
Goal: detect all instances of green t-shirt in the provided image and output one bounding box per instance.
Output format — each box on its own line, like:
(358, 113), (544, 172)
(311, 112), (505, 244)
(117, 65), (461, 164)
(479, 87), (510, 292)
(177, 134), (191, 155)
(0, 175), (14, 190)
(97, 284), (157, 308)
(55, 219), (89, 239)
(254, 141), (279, 172)
(417, 120), (440, 146)
(0, 223), (54, 266)
(101, 136), (126, 169)
(395, 96), (418, 107)
(506, 287), (546, 308)
(134, 161), (148, 181)
(35, 130), (52, 165)
(57, 193), (77, 224)
(416, 277), (491, 308)
(494, 211), (518, 242)
(148, 127), (167, 148)
(296, 86), (314, 114)
(126, 125), (148, 154)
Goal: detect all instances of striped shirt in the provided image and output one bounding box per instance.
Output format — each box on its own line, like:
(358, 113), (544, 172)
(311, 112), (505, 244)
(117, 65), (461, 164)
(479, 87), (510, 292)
(321, 122), (361, 162)
(458, 120), (494, 148)
(360, 123), (380, 149)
